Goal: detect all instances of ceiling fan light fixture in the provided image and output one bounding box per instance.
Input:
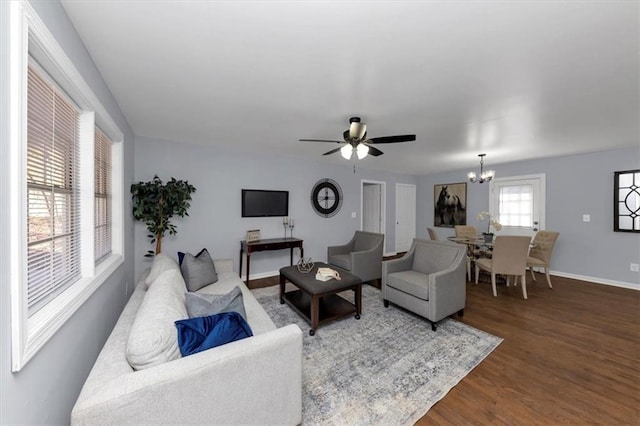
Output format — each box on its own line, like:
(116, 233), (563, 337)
(349, 122), (367, 140)
(468, 153), (495, 183)
(356, 143), (369, 159)
(340, 144), (353, 159)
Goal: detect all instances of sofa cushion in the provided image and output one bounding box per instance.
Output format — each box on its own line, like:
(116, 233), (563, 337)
(185, 286), (247, 320)
(175, 312), (253, 357)
(329, 254), (351, 271)
(387, 270), (430, 300)
(144, 253), (179, 288)
(180, 248), (218, 292)
(126, 268), (188, 370)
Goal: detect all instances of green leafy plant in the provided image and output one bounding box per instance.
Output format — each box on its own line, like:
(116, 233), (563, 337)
(131, 176), (196, 257)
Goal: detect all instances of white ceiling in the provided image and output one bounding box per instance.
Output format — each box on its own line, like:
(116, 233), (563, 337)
(60, 0), (639, 175)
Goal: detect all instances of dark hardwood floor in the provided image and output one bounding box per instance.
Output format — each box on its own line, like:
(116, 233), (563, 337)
(248, 272), (640, 425)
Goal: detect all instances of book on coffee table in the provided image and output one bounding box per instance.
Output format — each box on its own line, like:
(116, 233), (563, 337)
(316, 267), (341, 281)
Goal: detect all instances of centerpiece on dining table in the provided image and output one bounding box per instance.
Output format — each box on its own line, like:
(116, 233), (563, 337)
(476, 211), (503, 243)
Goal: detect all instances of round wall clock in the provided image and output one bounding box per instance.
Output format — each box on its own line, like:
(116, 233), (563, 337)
(310, 178), (343, 218)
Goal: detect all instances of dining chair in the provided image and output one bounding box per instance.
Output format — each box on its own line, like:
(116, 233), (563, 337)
(454, 225), (480, 281)
(427, 227), (439, 241)
(527, 231), (560, 288)
(475, 236), (532, 299)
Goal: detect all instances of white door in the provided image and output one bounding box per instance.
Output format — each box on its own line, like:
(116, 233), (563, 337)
(362, 182), (384, 233)
(489, 174), (546, 238)
(395, 183), (416, 253)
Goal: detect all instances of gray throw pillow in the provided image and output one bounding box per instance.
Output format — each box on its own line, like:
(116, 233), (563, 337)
(185, 286), (247, 320)
(180, 248), (218, 292)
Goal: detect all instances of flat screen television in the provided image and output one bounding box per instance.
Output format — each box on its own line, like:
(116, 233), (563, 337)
(241, 189), (289, 217)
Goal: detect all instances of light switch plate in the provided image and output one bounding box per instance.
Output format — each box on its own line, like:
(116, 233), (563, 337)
(582, 214), (590, 222)
(351, 212), (357, 218)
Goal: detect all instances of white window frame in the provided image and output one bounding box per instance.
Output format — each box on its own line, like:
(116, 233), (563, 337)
(8, 1), (124, 372)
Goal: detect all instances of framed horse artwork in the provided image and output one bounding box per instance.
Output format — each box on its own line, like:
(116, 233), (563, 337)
(434, 182), (467, 227)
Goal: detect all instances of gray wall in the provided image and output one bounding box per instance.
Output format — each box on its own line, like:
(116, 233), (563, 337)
(134, 136), (417, 279)
(417, 147), (640, 287)
(0, 1), (135, 424)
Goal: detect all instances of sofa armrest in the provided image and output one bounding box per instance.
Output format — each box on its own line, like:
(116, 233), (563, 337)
(428, 250), (467, 321)
(213, 258), (234, 273)
(349, 247), (383, 282)
(71, 324), (303, 426)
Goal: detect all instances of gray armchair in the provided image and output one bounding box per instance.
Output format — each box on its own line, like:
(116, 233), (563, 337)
(327, 231), (385, 284)
(382, 239), (466, 331)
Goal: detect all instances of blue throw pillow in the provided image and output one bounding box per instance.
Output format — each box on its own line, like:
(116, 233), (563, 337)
(175, 312), (253, 357)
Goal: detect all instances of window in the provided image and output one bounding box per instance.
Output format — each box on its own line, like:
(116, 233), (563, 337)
(9, 1), (124, 371)
(497, 184), (533, 228)
(95, 127), (112, 262)
(489, 174), (545, 238)
(26, 65), (81, 315)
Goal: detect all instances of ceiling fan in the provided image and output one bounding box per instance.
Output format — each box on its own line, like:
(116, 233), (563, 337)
(299, 116), (416, 160)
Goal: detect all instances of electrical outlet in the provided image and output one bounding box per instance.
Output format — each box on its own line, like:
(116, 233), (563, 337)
(582, 214), (590, 222)
(351, 212), (357, 218)
(631, 263), (640, 272)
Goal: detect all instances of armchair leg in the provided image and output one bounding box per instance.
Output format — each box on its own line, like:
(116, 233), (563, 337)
(521, 274), (528, 299)
(383, 299), (389, 308)
(530, 267), (536, 281)
(431, 321), (437, 332)
(457, 309), (464, 317)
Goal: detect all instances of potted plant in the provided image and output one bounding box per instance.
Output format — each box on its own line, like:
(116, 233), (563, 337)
(131, 175), (196, 257)
(476, 211), (502, 243)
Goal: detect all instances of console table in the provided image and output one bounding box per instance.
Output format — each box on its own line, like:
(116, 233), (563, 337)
(240, 237), (304, 286)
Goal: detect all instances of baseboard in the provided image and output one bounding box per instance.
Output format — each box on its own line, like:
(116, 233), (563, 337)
(550, 270), (639, 291)
(241, 270), (280, 281)
(244, 268), (638, 290)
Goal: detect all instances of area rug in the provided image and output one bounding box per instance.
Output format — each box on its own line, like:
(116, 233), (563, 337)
(252, 284), (502, 425)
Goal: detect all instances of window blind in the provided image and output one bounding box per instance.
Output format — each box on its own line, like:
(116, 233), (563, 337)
(27, 65), (81, 315)
(94, 127), (112, 263)
(498, 184), (533, 227)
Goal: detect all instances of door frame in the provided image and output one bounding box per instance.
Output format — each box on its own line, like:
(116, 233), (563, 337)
(395, 183), (417, 253)
(360, 179), (386, 236)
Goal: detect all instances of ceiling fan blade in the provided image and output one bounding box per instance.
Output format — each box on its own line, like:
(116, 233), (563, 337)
(299, 139), (343, 143)
(368, 134), (416, 144)
(367, 146), (384, 157)
(322, 147), (343, 156)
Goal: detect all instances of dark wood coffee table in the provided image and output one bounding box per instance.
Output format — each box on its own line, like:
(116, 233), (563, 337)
(279, 262), (362, 336)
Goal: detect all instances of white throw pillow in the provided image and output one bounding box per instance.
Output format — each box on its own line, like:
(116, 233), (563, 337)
(144, 253), (179, 288)
(126, 268), (188, 370)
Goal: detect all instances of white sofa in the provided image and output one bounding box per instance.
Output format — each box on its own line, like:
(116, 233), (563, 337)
(71, 257), (303, 425)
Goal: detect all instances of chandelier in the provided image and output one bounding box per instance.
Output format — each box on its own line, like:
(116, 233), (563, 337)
(467, 153), (495, 183)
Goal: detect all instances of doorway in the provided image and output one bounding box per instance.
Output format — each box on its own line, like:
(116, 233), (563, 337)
(361, 180), (386, 235)
(489, 174), (546, 238)
(395, 183), (416, 253)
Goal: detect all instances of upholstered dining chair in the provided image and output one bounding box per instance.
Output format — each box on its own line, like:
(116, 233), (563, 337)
(454, 225), (480, 281)
(475, 236), (532, 299)
(427, 228), (439, 241)
(527, 231), (560, 288)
